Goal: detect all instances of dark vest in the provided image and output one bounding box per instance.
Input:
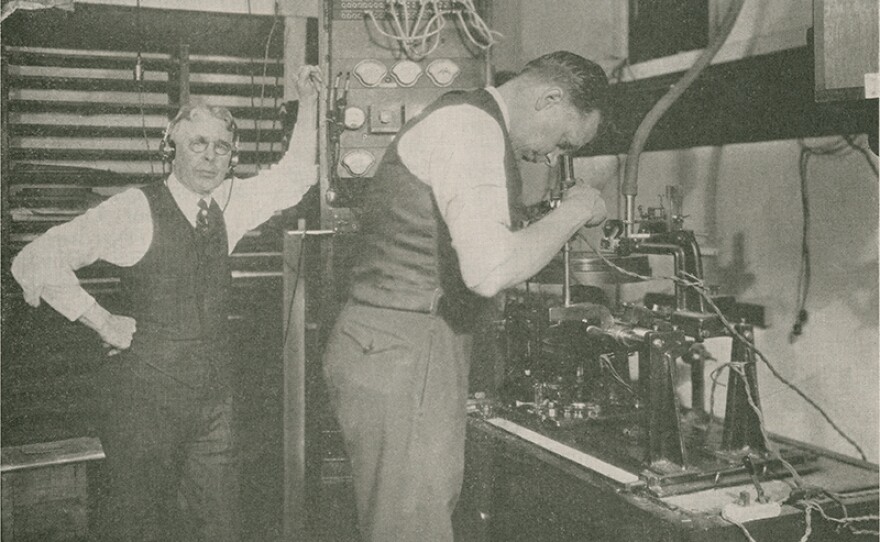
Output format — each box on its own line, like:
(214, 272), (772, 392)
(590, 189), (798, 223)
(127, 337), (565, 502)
(119, 182), (232, 386)
(349, 89), (524, 329)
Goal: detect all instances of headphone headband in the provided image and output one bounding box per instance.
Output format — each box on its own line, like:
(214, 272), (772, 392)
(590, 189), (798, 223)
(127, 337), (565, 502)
(159, 104), (239, 167)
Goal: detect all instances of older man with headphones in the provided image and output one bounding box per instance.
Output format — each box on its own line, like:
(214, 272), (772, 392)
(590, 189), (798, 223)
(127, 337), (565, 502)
(11, 65), (322, 541)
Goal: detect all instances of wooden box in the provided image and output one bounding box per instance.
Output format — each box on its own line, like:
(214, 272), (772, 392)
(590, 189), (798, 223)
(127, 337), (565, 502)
(1, 437), (104, 542)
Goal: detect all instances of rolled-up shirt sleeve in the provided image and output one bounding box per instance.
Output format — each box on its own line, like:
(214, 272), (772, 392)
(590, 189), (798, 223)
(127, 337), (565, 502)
(11, 188), (152, 321)
(223, 105), (318, 250)
(223, 158), (318, 251)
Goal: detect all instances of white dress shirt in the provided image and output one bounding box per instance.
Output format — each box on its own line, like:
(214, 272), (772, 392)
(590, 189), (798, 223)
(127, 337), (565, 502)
(12, 155), (317, 322)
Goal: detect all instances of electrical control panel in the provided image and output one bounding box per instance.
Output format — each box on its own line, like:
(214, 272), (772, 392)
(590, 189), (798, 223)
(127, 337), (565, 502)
(320, 0), (489, 231)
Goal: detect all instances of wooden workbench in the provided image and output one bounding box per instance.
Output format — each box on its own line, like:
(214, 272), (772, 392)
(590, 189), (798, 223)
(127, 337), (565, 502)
(454, 417), (879, 542)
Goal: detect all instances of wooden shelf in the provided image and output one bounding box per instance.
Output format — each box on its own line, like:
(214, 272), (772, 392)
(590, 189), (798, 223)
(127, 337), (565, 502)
(580, 46), (877, 156)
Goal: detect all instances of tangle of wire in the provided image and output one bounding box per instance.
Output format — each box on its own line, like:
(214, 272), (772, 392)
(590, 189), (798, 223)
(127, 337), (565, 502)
(454, 0), (502, 51)
(598, 353), (635, 396)
(579, 233), (879, 540)
(366, 0), (446, 60)
(791, 134), (879, 342)
(577, 232), (868, 463)
(365, 0), (501, 60)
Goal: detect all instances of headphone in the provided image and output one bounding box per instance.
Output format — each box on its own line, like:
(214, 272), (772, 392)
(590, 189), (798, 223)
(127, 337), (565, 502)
(159, 105), (240, 169)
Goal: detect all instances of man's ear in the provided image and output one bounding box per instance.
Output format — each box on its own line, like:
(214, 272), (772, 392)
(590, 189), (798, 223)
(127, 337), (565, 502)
(535, 87), (564, 111)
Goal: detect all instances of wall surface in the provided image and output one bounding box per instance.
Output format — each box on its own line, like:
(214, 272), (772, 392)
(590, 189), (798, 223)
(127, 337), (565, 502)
(490, 0), (625, 75)
(490, 0), (813, 77)
(78, 0), (318, 17)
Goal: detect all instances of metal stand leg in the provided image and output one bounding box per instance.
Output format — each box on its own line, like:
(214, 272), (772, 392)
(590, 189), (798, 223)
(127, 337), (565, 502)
(642, 331), (687, 468)
(722, 324), (767, 452)
(282, 230), (308, 541)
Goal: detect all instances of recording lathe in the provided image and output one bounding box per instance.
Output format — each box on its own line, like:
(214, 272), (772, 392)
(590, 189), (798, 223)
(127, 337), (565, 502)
(486, 157), (816, 497)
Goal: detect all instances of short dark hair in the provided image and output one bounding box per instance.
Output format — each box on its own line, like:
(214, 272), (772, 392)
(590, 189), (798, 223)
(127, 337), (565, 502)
(519, 51), (609, 116)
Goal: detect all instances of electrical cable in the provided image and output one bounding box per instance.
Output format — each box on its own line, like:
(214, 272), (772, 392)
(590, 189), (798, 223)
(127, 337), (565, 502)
(797, 497), (880, 537)
(137, 82), (156, 176)
(245, 0), (260, 169)
(682, 269), (868, 463)
(255, 5), (282, 170)
(578, 232), (869, 462)
(789, 147), (811, 342)
(366, 4), (444, 60)
(790, 135), (871, 342)
(455, 0), (502, 51)
(581, 231), (874, 538)
(134, 0), (155, 176)
(844, 134), (879, 177)
(266, 1), (283, 161)
(707, 361), (732, 424)
(720, 510), (760, 542)
(364, 0), (498, 60)
(598, 354), (634, 396)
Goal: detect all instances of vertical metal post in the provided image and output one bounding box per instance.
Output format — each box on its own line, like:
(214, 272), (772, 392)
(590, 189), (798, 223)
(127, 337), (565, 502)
(722, 324), (767, 452)
(691, 360), (705, 414)
(559, 156), (575, 306)
(1, 53), (11, 268)
(170, 43), (190, 109)
(642, 331), (686, 467)
(562, 242), (572, 306)
(282, 229), (308, 541)
(318, 0), (333, 230)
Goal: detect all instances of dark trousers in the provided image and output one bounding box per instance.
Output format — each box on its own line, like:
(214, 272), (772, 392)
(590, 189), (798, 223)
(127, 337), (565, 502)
(323, 303), (471, 542)
(94, 355), (240, 542)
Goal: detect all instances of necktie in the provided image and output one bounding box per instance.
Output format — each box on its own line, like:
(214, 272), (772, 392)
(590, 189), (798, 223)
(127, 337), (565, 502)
(196, 199), (210, 237)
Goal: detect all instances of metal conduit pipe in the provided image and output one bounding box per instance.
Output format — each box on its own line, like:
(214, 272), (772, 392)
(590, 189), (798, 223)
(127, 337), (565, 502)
(622, 0), (746, 237)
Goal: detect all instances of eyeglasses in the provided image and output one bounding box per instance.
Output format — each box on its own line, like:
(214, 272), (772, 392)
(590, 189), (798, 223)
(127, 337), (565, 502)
(188, 137), (234, 156)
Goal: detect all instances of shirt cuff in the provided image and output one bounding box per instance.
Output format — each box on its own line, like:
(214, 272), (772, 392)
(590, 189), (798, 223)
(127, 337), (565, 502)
(78, 300), (110, 328)
(49, 287), (100, 322)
